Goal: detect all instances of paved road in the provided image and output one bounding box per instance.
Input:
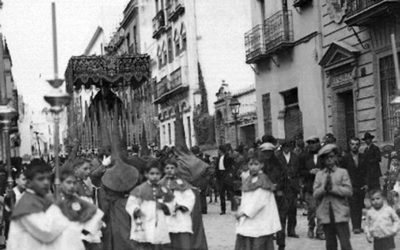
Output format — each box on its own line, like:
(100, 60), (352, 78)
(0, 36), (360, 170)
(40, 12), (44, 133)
(203, 201), (400, 250)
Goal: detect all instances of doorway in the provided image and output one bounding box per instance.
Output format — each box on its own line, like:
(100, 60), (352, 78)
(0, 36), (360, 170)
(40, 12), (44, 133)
(336, 91), (355, 148)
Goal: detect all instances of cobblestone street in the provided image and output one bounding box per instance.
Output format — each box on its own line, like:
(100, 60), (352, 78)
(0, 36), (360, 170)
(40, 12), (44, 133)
(203, 202), (400, 250)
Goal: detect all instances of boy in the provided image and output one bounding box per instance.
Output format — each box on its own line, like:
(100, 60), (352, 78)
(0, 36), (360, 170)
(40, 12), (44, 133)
(7, 161), (69, 250)
(366, 189), (400, 250)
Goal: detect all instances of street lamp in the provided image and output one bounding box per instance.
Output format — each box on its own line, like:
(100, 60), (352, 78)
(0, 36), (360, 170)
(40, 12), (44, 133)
(229, 96), (241, 148)
(0, 104), (17, 194)
(44, 83), (71, 200)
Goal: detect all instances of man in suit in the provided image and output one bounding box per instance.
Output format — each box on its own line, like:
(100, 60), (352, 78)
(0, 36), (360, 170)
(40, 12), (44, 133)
(300, 136), (325, 240)
(216, 144), (236, 215)
(362, 132), (381, 190)
(341, 137), (367, 234)
(276, 140), (300, 238)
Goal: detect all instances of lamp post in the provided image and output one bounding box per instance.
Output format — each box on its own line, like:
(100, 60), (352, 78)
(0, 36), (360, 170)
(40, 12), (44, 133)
(44, 2), (71, 200)
(229, 96), (241, 148)
(0, 104), (17, 194)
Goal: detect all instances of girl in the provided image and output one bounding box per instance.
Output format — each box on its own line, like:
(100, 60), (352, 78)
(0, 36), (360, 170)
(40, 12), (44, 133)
(234, 151), (281, 250)
(366, 189), (400, 250)
(159, 159), (195, 250)
(72, 158), (95, 204)
(126, 160), (174, 250)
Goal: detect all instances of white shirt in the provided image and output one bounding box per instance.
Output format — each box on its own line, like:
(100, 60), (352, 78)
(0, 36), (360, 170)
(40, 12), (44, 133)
(283, 152), (291, 164)
(13, 187), (24, 205)
(219, 155), (225, 170)
(313, 154), (318, 165)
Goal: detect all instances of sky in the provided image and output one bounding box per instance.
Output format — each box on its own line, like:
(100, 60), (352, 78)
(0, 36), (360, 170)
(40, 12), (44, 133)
(1, 0), (128, 106)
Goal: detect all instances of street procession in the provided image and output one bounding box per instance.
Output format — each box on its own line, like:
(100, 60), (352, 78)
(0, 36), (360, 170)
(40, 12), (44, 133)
(1, 0), (400, 250)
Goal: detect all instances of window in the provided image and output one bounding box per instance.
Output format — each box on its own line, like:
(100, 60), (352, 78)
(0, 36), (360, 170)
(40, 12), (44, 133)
(157, 45), (162, 69)
(133, 26), (137, 53)
(262, 93), (272, 135)
(168, 123), (172, 144)
(181, 24), (187, 51)
(126, 33), (130, 49)
(162, 124), (166, 143)
(187, 116), (192, 148)
(168, 38), (174, 63)
(380, 54), (400, 141)
(174, 30), (180, 56)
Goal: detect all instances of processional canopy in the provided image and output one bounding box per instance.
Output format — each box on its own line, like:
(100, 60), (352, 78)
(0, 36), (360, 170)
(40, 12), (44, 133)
(65, 54), (151, 92)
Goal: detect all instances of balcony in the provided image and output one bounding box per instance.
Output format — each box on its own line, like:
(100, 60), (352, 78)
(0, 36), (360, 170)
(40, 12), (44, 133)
(154, 67), (188, 104)
(245, 10), (294, 64)
(167, 0), (185, 22)
(152, 10), (166, 39)
(345, 0), (400, 26)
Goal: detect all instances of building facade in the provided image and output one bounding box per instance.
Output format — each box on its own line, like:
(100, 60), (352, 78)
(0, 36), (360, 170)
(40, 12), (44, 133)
(152, 0), (253, 148)
(214, 83), (257, 148)
(246, 0), (325, 142)
(319, 0), (400, 148)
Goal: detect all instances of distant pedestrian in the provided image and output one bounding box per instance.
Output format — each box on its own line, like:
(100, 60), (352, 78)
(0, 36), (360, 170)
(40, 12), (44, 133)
(314, 144), (353, 250)
(234, 151), (281, 250)
(366, 189), (400, 250)
(362, 132), (382, 190)
(216, 145), (236, 215)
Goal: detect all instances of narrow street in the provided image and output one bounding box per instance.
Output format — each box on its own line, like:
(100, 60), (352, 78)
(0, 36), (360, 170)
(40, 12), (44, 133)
(203, 201), (400, 250)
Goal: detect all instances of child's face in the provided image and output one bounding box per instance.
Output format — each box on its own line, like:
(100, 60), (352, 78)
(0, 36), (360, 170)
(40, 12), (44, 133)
(75, 162), (91, 179)
(164, 164), (176, 177)
(248, 159), (262, 176)
(371, 192), (384, 209)
(146, 167), (161, 184)
(61, 175), (77, 196)
(27, 172), (51, 197)
(16, 173), (27, 190)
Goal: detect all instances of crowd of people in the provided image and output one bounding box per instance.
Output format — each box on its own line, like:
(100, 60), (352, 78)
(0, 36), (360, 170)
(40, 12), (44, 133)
(0, 131), (399, 250)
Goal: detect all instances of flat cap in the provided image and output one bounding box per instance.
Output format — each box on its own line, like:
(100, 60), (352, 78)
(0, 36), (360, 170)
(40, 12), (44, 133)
(318, 144), (338, 157)
(306, 136), (320, 143)
(259, 142), (276, 151)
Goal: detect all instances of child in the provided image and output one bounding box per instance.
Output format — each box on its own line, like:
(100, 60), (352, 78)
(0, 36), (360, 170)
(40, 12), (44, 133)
(126, 159), (174, 250)
(4, 169), (27, 238)
(52, 169), (104, 250)
(73, 158), (95, 204)
(365, 189), (400, 250)
(159, 159), (195, 250)
(7, 161), (69, 250)
(234, 152), (281, 250)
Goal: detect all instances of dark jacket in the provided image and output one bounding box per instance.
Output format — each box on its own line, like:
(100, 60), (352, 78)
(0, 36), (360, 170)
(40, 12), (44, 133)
(363, 144), (382, 187)
(276, 151), (300, 194)
(216, 155), (235, 187)
(300, 152), (322, 194)
(341, 152), (366, 189)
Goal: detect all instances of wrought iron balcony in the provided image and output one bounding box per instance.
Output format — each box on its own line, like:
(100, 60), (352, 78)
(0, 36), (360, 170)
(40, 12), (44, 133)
(245, 25), (265, 64)
(154, 67), (188, 104)
(167, 0), (185, 22)
(245, 10), (294, 64)
(345, 0), (400, 26)
(152, 10), (166, 39)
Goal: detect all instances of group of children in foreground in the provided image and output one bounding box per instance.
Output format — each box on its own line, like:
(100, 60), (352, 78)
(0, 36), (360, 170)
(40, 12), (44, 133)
(5, 144), (400, 250)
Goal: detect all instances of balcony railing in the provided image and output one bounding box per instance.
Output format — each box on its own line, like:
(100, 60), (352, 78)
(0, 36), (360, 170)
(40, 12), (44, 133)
(167, 0), (185, 22)
(245, 25), (265, 64)
(345, 0), (400, 26)
(264, 10), (294, 54)
(154, 67), (188, 104)
(245, 10), (294, 64)
(152, 10), (166, 38)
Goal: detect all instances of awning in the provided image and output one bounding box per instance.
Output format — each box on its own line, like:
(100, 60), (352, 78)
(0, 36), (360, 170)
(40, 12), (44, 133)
(65, 54), (151, 92)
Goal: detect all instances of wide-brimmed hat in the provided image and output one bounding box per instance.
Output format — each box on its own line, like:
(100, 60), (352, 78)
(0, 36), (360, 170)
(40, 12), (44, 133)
(259, 142), (276, 151)
(318, 144), (338, 158)
(362, 132), (375, 141)
(101, 158), (139, 192)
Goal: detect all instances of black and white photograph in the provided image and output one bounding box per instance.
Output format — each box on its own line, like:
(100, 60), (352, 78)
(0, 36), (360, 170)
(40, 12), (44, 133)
(0, 0), (400, 249)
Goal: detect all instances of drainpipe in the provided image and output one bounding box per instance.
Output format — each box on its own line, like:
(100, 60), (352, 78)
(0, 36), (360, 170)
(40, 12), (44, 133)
(316, 0), (327, 134)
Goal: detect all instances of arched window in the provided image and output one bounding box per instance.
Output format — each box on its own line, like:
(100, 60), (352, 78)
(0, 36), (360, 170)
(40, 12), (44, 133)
(174, 30), (180, 56)
(181, 23), (187, 51)
(167, 38), (174, 63)
(157, 45), (162, 69)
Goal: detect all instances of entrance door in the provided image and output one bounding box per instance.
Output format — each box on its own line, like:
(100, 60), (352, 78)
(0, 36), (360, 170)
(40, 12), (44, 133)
(337, 91), (355, 148)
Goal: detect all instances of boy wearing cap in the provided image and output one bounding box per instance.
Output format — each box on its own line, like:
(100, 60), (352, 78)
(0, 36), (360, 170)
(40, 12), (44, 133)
(314, 144), (353, 250)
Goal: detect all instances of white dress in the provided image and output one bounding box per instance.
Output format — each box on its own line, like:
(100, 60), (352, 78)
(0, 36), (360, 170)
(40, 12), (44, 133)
(236, 187), (281, 237)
